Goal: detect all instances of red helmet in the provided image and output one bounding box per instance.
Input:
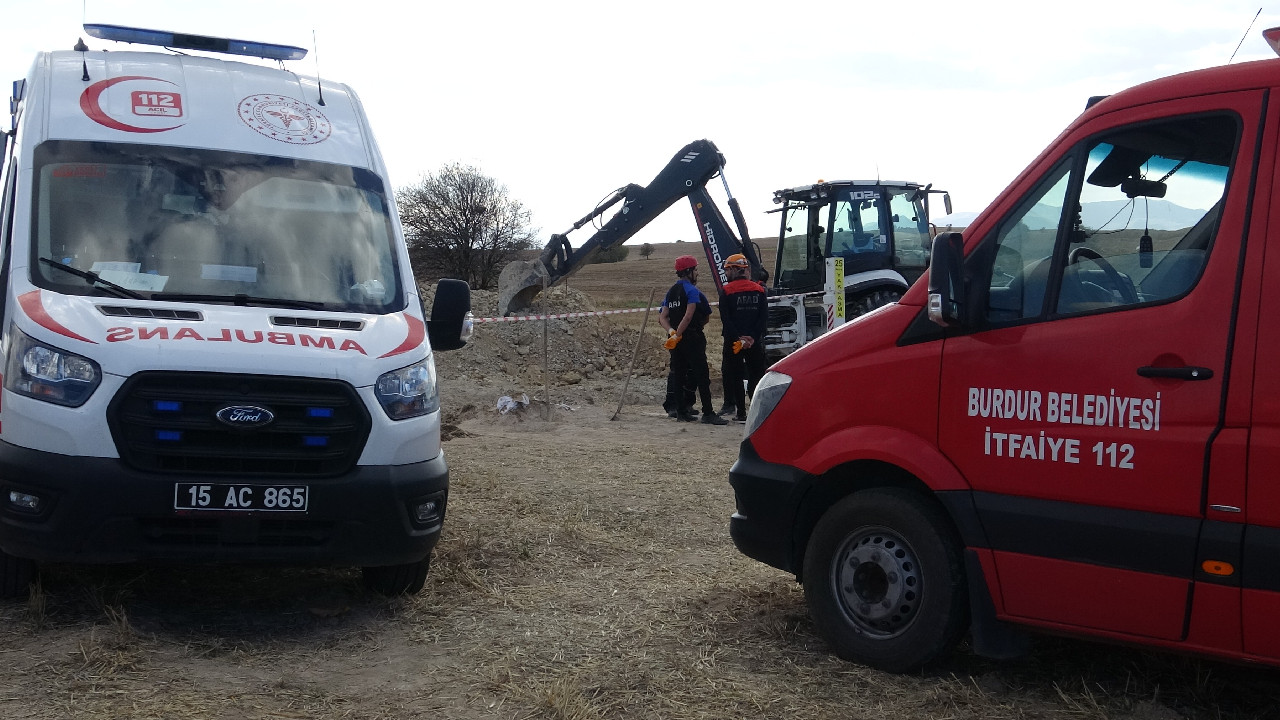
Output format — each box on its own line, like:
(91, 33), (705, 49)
(674, 255), (698, 272)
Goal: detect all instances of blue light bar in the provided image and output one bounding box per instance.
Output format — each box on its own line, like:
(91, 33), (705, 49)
(306, 407), (334, 419)
(302, 436), (329, 447)
(155, 430), (183, 442)
(83, 24), (307, 61)
(152, 400), (182, 412)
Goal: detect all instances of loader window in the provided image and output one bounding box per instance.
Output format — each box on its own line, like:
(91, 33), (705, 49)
(775, 202), (825, 292)
(830, 192), (884, 259)
(831, 188), (891, 278)
(888, 189), (930, 270)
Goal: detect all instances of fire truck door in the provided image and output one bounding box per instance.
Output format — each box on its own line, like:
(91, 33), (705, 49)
(937, 97), (1260, 641)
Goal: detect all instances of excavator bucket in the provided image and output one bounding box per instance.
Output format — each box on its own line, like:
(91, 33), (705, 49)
(498, 258), (552, 316)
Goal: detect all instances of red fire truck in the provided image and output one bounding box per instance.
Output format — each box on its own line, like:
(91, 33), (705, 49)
(730, 28), (1280, 672)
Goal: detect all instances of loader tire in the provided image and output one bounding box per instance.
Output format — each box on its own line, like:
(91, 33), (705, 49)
(850, 289), (903, 317)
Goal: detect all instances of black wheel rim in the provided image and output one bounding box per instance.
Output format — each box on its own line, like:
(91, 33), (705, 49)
(831, 526), (921, 638)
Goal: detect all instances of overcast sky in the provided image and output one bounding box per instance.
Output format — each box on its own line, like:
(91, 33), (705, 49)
(4, 1), (1280, 249)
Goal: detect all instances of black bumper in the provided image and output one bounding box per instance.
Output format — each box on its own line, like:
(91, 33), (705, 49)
(0, 440), (448, 567)
(728, 440), (809, 575)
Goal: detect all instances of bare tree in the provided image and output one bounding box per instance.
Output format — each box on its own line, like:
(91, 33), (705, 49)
(396, 163), (537, 290)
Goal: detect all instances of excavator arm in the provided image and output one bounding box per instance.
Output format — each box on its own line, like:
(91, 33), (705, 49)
(497, 139), (765, 315)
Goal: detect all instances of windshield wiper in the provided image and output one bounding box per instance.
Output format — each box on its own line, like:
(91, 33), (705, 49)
(148, 293), (328, 310)
(39, 257), (146, 300)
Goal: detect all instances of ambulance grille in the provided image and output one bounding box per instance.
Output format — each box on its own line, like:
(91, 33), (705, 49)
(107, 372), (371, 477)
(272, 316), (364, 331)
(99, 305), (203, 320)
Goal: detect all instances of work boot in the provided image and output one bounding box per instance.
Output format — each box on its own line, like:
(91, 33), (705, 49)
(733, 412), (748, 422)
(717, 403), (737, 417)
(701, 412), (729, 426)
(676, 409), (699, 422)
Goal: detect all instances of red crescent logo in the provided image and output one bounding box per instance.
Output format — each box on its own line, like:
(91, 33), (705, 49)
(18, 290), (97, 344)
(80, 76), (184, 133)
(378, 314), (426, 359)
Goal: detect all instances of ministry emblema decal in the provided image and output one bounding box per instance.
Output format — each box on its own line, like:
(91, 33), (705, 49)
(238, 94), (331, 145)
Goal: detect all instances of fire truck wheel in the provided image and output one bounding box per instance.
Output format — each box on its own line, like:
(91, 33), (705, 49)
(802, 488), (967, 672)
(362, 556), (431, 596)
(0, 549), (36, 600)
(851, 289), (903, 317)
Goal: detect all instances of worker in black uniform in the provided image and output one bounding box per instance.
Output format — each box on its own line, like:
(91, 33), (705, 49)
(717, 253), (768, 422)
(659, 255), (728, 425)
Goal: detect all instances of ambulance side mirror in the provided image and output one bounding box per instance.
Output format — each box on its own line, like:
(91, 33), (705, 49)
(928, 232), (965, 327)
(426, 278), (473, 352)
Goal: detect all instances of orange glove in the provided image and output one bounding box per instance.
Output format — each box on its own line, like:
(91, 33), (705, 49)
(732, 340), (743, 354)
(663, 331), (680, 350)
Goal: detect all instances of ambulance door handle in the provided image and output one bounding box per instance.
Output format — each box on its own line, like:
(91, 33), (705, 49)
(1137, 366), (1214, 380)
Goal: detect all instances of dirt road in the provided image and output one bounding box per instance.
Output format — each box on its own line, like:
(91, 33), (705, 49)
(3, 390), (1279, 719)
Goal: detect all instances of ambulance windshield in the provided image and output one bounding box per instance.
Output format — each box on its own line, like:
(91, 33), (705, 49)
(28, 140), (403, 313)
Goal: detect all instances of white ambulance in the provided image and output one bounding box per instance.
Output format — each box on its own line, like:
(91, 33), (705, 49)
(0, 25), (472, 597)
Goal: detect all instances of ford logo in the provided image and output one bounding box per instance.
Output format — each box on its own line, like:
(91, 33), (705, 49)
(215, 405), (275, 427)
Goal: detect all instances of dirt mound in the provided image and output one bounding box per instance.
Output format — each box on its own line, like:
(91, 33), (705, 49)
(427, 284), (685, 417)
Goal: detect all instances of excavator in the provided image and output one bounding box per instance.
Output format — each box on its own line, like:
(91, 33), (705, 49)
(497, 139), (765, 316)
(497, 139), (951, 357)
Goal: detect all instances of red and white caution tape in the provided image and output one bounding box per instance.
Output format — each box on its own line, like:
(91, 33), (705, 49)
(473, 291), (824, 324)
(474, 306), (662, 323)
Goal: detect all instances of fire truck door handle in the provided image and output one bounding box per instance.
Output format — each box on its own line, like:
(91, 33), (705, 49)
(1137, 366), (1214, 380)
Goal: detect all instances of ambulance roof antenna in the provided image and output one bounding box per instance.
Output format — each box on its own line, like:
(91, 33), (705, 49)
(74, 37), (90, 81)
(312, 29), (325, 106)
(77, 0), (90, 80)
(1228, 7), (1262, 64)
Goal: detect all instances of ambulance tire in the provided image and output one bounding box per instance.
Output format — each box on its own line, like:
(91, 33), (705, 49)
(0, 549), (36, 600)
(802, 488), (967, 673)
(850, 288), (902, 317)
(362, 556), (431, 596)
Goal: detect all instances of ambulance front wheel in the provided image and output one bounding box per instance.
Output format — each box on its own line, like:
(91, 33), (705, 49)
(0, 548), (36, 600)
(802, 488), (968, 673)
(362, 555), (431, 596)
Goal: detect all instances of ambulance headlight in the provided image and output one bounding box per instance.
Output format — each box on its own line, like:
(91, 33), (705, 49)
(743, 371), (791, 439)
(375, 357), (439, 420)
(4, 328), (101, 407)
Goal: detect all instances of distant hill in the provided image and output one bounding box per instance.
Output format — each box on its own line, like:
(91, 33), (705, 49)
(1006, 198), (1207, 232)
(1080, 199), (1206, 231)
(934, 211), (978, 228)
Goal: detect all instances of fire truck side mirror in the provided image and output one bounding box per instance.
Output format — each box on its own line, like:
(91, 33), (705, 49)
(928, 232), (965, 327)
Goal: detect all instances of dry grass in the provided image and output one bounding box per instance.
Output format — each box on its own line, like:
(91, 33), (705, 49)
(556, 239), (778, 312)
(4, 423), (1280, 720)
(3, 243), (1280, 718)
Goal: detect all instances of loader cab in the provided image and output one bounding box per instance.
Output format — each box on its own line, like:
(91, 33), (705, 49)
(772, 181), (942, 293)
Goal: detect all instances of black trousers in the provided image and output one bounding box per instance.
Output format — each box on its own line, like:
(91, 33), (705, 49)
(721, 339), (767, 412)
(665, 331), (712, 415)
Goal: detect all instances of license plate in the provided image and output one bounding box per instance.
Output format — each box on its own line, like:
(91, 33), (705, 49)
(174, 483), (309, 512)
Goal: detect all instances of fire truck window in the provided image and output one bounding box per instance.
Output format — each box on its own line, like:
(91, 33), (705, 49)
(1053, 115), (1232, 315)
(984, 165), (1071, 322)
